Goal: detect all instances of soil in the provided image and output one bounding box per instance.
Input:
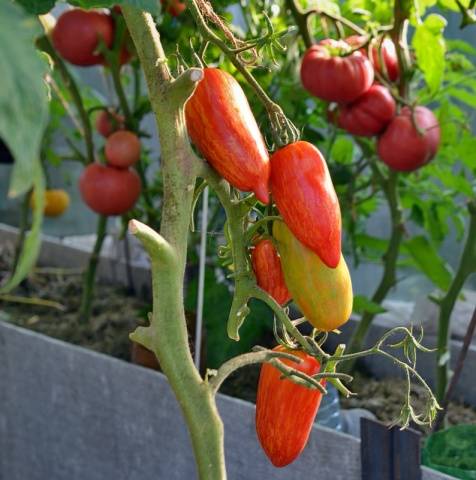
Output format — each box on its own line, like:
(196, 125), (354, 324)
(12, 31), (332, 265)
(0, 242), (149, 361)
(1, 242), (476, 435)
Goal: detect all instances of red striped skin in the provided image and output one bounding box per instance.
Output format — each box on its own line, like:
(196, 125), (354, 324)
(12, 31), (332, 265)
(270, 141), (341, 269)
(251, 239), (291, 306)
(300, 39), (374, 104)
(185, 68), (270, 204)
(256, 346), (323, 467)
(337, 84), (396, 137)
(377, 106), (440, 172)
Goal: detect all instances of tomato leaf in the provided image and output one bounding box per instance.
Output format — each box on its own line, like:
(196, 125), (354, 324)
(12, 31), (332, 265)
(0, 2), (49, 197)
(14, 0), (55, 14)
(69, 0), (160, 15)
(404, 235), (453, 291)
(413, 14), (447, 94)
(353, 295), (387, 315)
(0, 163), (45, 293)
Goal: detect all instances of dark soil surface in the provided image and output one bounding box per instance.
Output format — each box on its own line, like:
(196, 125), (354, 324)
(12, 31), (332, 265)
(0, 242), (149, 361)
(1, 242), (476, 435)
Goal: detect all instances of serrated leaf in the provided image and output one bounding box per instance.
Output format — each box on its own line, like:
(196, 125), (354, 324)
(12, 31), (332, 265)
(404, 236), (453, 290)
(412, 14), (447, 93)
(353, 295), (387, 315)
(0, 2), (49, 197)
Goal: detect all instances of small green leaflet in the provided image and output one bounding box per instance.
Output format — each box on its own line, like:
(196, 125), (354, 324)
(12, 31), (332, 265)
(404, 235), (453, 291)
(412, 14), (447, 94)
(353, 295), (387, 315)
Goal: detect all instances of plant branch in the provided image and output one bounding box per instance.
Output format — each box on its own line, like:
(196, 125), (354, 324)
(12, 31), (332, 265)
(435, 200), (476, 403)
(36, 35), (95, 164)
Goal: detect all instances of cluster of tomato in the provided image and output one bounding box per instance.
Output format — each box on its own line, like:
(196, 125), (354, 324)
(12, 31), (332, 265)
(185, 67), (353, 467)
(301, 36), (440, 171)
(51, 8), (145, 217)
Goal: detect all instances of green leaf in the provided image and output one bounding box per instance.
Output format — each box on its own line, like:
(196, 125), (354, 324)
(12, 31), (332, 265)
(1, 162), (45, 293)
(0, 2), (49, 197)
(14, 0), (55, 14)
(404, 236), (453, 291)
(69, 0), (160, 15)
(331, 136), (354, 165)
(412, 14), (447, 94)
(353, 295), (387, 315)
(438, 0), (461, 11)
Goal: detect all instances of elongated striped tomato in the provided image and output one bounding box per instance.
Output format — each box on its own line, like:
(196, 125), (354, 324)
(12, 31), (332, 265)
(185, 68), (270, 203)
(251, 239), (291, 306)
(270, 141), (341, 268)
(256, 345), (323, 467)
(273, 221), (353, 331)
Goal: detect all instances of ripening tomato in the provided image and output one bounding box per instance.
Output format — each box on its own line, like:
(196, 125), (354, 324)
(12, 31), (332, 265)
(270, 141), (341, 269)
(346, 35), (399, 82)
(273, 221), (353, 332)
(161, 0), (186, 16)
(79, 163), (141, 215)
(300, 39), (374, 103)
(251, 239), (291, 306)
(95, 110), (125, 138)
(336, 84), (396, 137)
(52, 9), (114, 66)
(185, 68), (270, 203)
(256, 345), (323, 467)
(377, 106), (440, 171)
(105, 131), (141, 169)
(30, 189), (70, 217)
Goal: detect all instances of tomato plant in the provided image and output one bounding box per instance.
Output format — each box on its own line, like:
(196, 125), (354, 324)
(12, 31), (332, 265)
(336, 84), (396, 137)
(185, 68), (270, 204)
(251, 238), (291, 306)
(300, 39), (374, 103)
(270, 141), (341, 268)
(377, 106), (441, 171)
(105, 130), (141, 168)
(52, 9), (114, 66)
(256, 345), (323, 467)
(79, 163), (141, 215)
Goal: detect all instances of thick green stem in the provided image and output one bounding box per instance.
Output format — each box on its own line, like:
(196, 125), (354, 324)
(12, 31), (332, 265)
(435, 201), (476, 402)
(345, 171), (404, 369)
(122, 7), (225, 479)
(78, 215), (108, 323)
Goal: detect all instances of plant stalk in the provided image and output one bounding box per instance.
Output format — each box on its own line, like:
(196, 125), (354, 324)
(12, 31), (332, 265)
(435, 201), (476, 403)
(78, 215), (108, 323)
(122, 7), (226, 478)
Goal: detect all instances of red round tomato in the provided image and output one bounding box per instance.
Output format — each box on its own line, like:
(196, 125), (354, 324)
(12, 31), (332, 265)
(347, 35), (399, 82)
(79, 163), (141, 215)
(95, 110), (125, 138)
(161, 0), (186, 16)
(300, 39), (374, 103)
(105, 131), (141, 169)
(270, 141), (341, 269)
(256, 345), (323, 467)
(377, 106), (440, 171)
(251, 239), (291, 306)
(52, 9), (114, 66)
(185, 68), (270, 204)
(336, 84), (396, 137)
